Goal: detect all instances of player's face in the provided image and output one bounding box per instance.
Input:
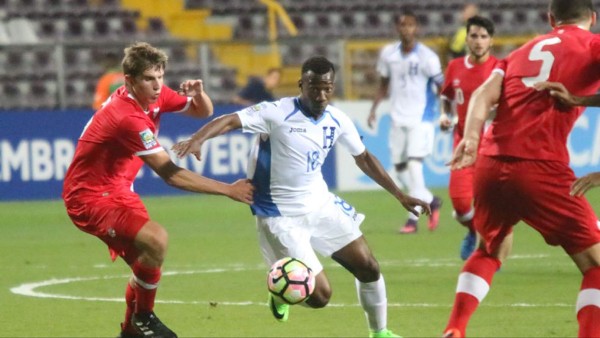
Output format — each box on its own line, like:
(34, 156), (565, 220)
(299, 70), (334, 117)
(396, 15), (418, 42)
(466, 25), (492, 60)
(126, 65), (164, 110)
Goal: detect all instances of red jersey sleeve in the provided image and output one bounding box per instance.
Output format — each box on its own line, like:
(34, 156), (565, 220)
(158, 85), (191, 114)
(117, 115), (163, 156)
(440, 60), (456, 100)
(493, 59), (507, 76)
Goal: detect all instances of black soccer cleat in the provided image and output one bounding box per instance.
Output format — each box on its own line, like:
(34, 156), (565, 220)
(118, 322), (143, 338)
(131, 312), (178, 338)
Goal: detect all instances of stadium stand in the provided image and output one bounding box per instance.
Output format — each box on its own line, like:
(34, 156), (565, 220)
(2, 0), (600, 109)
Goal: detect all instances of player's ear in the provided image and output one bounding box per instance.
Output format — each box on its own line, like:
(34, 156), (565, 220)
(298, 79), (302, 88)
(124, 74), (134, 86)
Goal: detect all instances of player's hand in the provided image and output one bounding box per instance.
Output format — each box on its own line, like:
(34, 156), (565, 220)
(439, 113), (454, 131)
(228, 179), (255, 205)
(447, 138), (478, 170)
(533, 81), (579, 106)
(172, 138), (203, 161)
(571, 172), (600, 197)
(367, 111), (376, 129)
(399, 195), (431, 217)
(178, 79), (204, 97)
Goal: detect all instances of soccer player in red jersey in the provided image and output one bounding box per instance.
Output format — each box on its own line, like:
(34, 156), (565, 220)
(443, 0), (600, 336)
(62, 42), (254, 338)
(439, 15), (498, 261)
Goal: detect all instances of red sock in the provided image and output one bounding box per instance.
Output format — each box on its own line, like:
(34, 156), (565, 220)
(122, 283), (136, 333)
(132, 261), (161, 314)
(451, 198), (474, 233)
(577, 266), (600, 337)
(461, 219), (474, 233)
(445, 249), (501, 336)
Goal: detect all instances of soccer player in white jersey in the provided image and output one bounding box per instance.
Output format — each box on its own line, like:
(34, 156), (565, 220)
(173, 56), (431, 338)
(368, 11), (445, 234)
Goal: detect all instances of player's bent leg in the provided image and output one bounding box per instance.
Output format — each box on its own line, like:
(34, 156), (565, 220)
(119, 280), (138, 337)
(305, 272), (332, 308)
(571, 242), (600, 337)
(134, 220), (169, 267)
(451, 204), (476, 260)
(332, 237), (400, 337)
(444, 237), (509, 337)
(127, 220), (176, 337)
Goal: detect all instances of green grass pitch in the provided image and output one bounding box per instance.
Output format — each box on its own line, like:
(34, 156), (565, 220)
(2, 188), (598, 337)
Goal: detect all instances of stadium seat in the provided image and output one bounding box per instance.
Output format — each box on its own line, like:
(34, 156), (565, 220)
(6, 18), (39, 44)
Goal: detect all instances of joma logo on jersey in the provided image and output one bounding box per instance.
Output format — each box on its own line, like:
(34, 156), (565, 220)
(289, 127), (307, 133)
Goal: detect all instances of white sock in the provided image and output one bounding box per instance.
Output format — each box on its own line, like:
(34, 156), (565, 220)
(355, 274), (388, 332)
(406, 159), (434, 220)
(395, 168), (411, 191)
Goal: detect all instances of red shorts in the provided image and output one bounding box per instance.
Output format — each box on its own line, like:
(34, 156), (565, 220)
(449, 166), (474, 200)
(473, 156), (600, 255)
(64, 190), (149, 264)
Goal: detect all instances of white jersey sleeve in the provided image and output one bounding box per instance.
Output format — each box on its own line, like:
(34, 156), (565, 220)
(425, 51), (444, 86)
(236, 102), (279, 134)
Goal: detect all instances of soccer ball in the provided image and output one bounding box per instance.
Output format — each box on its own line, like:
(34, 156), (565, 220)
(267, 257), (315, 304)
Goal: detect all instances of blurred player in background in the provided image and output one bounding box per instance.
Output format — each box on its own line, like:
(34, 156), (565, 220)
(92, 50), (124, 110)
(443, 1), (600, 336)
(368, 11), (444, 234)
(173, 56), (431, 338)
(448, 3), (480, 58)
(62, 42), (254, 338)
(439, 15), (498, 261)
(232, 67), (282, 106)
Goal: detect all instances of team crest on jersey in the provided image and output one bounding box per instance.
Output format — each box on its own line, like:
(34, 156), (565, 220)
(453, 79), (460, 86)
(139, 128), (157, 149)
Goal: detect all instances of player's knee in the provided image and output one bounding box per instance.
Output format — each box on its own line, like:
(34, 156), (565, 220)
(354, 257), (380, 283)
(138, 226), (169, 264)
(307, 284), (332, 308)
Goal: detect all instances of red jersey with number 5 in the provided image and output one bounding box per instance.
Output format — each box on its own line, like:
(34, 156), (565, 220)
(441, 55), (498, 139)
(479, 25), (600, 163)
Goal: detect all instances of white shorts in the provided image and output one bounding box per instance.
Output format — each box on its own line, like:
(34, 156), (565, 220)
(389, 122), (434, 164)
(256, 193), (364, 275)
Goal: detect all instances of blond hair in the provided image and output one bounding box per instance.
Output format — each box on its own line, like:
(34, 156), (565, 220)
(121, 42), (168, 78)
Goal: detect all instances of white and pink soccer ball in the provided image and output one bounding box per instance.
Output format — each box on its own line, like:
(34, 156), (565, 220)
(267, 257), (315, 304)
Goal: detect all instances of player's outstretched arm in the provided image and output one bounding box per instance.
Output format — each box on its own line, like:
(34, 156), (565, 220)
(449, 72), (502, 170)
(367, 77), (390, 129)
(142, 150), (254, 204)
(439, 97), (455, 131)
(172, 113), (243, 161)
(571, 172), (600, 197)
(534, 81), (600, 107)
(353, 150), (431, 216)
(178, 79), (214, 118)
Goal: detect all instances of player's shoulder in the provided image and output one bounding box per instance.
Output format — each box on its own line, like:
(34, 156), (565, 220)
(380, 42), (400, 56)
(447, 57), (464, 69)
(324, 103), (354, 126)
(239, 97), (291, 118)
(416, 42), (440, 58)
